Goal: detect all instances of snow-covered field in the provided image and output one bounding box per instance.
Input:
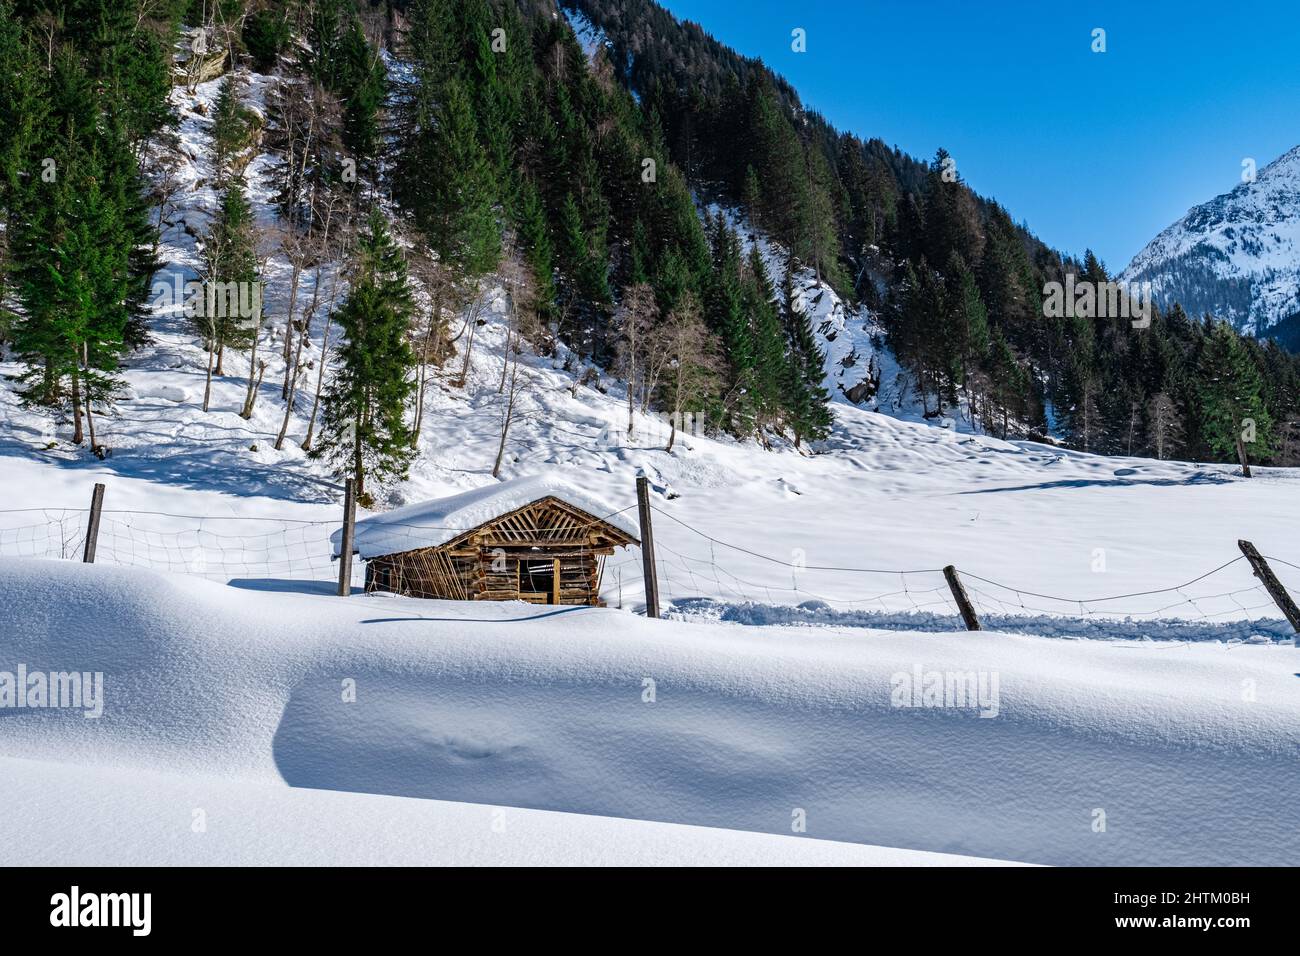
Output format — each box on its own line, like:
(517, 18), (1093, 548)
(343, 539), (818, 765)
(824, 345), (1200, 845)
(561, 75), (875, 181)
(1, 59), (1298, 867)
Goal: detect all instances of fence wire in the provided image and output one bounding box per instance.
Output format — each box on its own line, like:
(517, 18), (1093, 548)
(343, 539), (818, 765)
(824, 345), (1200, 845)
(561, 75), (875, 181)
(1, 503), (1296, 638)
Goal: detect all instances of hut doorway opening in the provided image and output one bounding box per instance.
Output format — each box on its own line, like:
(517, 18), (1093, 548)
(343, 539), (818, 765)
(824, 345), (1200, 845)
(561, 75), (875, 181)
(520, 555), (559, 604)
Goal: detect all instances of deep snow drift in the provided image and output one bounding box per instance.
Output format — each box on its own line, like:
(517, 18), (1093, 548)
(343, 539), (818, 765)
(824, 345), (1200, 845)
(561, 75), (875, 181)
(1, 558), (1295, 866)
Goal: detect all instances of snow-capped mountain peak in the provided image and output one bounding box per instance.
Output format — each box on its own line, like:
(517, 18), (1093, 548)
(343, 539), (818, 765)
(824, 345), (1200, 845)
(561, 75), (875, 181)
(1120, 144), (1300, 335)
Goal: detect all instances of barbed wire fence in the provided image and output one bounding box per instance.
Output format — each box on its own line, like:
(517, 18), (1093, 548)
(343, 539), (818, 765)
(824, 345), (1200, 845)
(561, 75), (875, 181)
(1, 490), (1297, 642)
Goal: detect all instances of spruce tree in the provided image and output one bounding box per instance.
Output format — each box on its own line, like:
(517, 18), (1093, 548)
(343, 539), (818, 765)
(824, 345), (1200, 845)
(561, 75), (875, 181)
(210, 75), (250, 185)
(11, 140), (131, 445)
(706, 216), (755, 430)
(986, 332), (1026, 438)
(243, 6), (291, 73)
(780, 264), (832, 445)
(743, 243), (787, 432)
(425, 76), (500, 276)
(941, 250), (989, 408)
(515, 176), (557, 321)
(1196, 320), (1275, 472)
(312, 212), (417, 502)
(337, 19), (385, 167)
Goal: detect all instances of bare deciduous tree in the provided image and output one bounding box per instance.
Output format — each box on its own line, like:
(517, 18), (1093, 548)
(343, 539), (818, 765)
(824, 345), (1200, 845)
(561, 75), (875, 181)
(492, 333), (526, 478)
(405, 245), (460, 446)
(274, 193), (344, 450)
(451, 285), (489, 390)
(301, 212), (357, 452)
(237, 241), (272, 420)
(648, 292), (723, 452)
(612, 282), (657, 438)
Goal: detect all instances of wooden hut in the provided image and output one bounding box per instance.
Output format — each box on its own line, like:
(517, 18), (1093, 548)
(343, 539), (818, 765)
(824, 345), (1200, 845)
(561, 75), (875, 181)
(335, 475), (639, 606)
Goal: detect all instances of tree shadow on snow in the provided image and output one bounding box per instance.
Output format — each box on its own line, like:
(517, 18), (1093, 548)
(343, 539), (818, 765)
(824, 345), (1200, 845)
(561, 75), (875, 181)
(955, 472), (1233, 495)
(0, 434), (341, 502)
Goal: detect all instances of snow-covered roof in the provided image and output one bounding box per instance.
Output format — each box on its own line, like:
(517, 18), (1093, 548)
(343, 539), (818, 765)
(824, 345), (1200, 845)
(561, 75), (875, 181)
(332, 474), (640, 559)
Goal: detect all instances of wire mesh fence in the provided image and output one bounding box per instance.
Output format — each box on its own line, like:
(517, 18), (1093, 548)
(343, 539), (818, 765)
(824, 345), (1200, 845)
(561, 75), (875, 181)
(1, 499), (1296, 641)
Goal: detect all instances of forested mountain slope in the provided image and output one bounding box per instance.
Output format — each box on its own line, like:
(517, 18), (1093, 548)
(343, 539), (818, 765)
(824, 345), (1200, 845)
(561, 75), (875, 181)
(559, 0), (1300, 465)
(1, 0), (1299, 493)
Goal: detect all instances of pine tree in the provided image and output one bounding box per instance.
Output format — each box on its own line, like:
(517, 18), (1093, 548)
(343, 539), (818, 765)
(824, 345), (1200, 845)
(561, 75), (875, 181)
(1196, 320), (1275, 473)
(210, 75), (250, 185)
(706, 216), (755, 430)
(394, 0), (455, 212)
(243, 6), (291, 73)
(0, 0), (43, 210)
(308, 0), (385, 171)
(424, 76), (500, 276)
(0, 3), (46, 325)
(461, 0), (520, 191)
(80, 0), (172, 148)
(514, 176), (557, 322)
(312, 211), (416, 502)
(942, 250), (989, 409)
(986, 331), (1026, 439)
(337, 19), (385, 166)
(10, 139), (132, 447)
(779, 264), (832, 445)
(743, 244), (787, 432)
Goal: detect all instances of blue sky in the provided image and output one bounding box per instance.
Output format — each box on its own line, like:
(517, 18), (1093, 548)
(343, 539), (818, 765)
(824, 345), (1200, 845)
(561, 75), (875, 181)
(656, 0), (1300, 271)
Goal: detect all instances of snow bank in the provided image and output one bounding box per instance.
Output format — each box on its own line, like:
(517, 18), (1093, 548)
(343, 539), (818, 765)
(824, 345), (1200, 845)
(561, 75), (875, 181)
(2, 558), (1296, 866)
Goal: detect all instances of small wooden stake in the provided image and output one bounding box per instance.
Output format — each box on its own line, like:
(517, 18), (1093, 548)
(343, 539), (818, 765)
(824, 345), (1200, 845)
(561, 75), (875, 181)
(82, 482), (105, 563)
(1237, 540), (1300, 634)
(337, 478), (356, 596)
(636, 475), (659, 618)
(944, 565), (981, 631)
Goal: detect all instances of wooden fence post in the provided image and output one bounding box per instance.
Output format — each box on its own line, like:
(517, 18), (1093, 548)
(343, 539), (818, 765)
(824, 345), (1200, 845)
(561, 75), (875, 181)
(337, 478), (356, 597)
(636, 475), (659, 618)
(943, 565), (981, 631)
(1237, 540), (1300, 634)
(1235, 434), (1252, 478)
(82, 482), (105, 563)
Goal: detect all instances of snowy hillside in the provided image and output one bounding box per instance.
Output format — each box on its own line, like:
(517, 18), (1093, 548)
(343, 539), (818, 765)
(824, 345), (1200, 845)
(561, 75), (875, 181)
(1120, 144), (1300, 335)
(705, 202), (968, 430)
